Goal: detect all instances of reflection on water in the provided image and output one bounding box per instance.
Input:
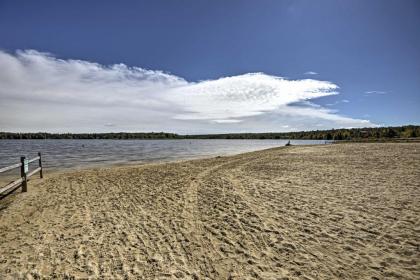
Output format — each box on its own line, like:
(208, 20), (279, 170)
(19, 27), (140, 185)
(0, 139), (329, 171)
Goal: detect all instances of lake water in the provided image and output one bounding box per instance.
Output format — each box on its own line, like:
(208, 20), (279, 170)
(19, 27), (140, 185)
(0, 139), (328, 171)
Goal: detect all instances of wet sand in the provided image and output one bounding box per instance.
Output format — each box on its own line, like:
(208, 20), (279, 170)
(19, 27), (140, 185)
(0, 143), (419, 279)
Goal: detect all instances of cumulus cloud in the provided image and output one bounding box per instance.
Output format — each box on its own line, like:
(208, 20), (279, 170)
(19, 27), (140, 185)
(0, 50), (375, 133)
(304, 71), (318, 75)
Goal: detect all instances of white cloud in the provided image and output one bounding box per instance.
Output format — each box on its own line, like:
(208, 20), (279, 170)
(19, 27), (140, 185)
(0, 50), (375, 133)
(326, 99), (350, 106)
(169, 73), (338, 121)
(364, 90), (387, 95)
(304, 71), (318, 75)
(212, 119), (243, 124)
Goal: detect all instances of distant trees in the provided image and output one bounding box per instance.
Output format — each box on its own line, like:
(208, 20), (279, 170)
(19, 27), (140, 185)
(0, 132), (181, 140)
(0, 125), (419, 140)
(185, 125), (420, 140)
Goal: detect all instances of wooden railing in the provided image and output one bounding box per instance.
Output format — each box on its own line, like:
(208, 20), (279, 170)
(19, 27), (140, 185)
(0, 152), (43, 197)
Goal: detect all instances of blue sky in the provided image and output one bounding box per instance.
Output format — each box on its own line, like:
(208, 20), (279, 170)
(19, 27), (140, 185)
(0, 0), (419, 133)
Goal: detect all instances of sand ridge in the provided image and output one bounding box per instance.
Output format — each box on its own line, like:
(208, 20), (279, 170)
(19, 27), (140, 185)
(0, 143), (419, 279)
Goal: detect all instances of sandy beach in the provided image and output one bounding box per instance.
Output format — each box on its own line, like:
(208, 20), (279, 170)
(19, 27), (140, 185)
(0, 143), (419, 279)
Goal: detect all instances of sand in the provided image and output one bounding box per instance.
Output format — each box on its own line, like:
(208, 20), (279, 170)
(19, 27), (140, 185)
(0, 143), (419, 279)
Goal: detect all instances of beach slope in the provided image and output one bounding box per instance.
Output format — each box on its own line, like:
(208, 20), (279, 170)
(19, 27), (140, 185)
(0, 143), (419, 279)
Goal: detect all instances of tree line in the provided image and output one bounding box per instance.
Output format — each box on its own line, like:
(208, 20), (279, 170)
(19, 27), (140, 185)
(0, 125), (419, 140)
(0, 132), (180, 140)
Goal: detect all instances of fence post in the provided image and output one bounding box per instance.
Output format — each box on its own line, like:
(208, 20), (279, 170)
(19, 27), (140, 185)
(20, 156), (27, 192)
(38, 152), (43, 178)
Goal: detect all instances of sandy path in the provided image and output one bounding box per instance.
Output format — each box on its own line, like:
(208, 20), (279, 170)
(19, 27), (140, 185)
(0, 143), (419, 279)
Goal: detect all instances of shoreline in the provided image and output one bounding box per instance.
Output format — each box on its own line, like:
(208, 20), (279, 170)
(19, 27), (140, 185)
(13, 141), (416, 175)
(1, 143), (419, 279)
(2, 144), (292, 178)
(0, 145), (289, 202)
(0, 139), (307, 175)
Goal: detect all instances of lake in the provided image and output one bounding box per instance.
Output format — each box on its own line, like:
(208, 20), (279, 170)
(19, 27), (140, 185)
(0, 139), (329, 171)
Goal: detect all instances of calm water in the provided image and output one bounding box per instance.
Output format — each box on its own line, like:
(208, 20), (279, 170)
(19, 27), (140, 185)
(0, 139), (328, 171)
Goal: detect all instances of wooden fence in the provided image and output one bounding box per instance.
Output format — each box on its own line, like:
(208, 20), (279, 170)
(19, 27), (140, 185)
(0, 152), (43, 197)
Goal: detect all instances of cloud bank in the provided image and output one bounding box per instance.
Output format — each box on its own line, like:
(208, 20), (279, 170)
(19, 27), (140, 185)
(0, 50), (374, 133)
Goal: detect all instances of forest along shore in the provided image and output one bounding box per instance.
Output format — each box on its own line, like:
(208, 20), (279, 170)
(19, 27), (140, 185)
(0, 143), (419, 279)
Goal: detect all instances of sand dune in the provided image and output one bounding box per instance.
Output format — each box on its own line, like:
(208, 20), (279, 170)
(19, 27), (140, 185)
(0, 143), (419, 279)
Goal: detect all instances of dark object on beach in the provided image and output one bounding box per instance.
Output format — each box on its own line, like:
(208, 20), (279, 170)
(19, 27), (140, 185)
(285, 140), (291, 146)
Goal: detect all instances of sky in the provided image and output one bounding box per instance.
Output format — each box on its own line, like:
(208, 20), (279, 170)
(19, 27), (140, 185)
(0, 0), (419, 133)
